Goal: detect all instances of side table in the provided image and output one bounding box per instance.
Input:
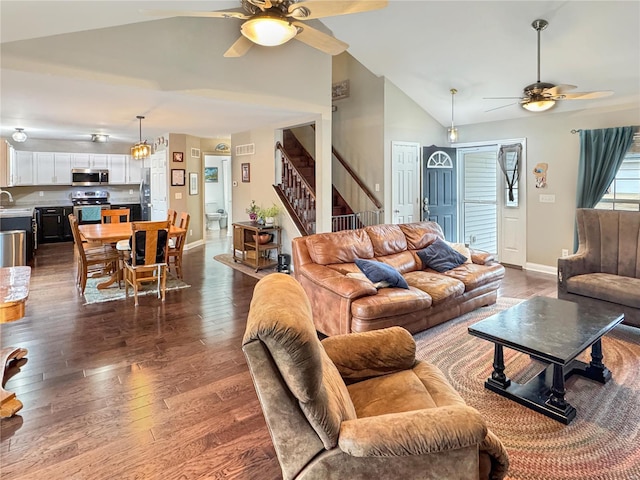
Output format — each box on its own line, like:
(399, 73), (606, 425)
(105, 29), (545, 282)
(1, 266), (31, 418)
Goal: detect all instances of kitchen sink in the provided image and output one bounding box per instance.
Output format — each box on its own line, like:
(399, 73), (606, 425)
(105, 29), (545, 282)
(0, 207), (35, 218)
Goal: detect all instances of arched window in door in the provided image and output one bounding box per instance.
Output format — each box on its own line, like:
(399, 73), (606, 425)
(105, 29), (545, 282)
(426, 151), (454, 169)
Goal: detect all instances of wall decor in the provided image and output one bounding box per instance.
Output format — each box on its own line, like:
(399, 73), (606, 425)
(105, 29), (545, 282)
(191, 147), (201, 158)
(332, 79), (350, 100)
(533, 162), (548, 188)
(171, 169), (185, 186)
(189, 172), (198, 195)
(241, 163), (250, 183)
(215, 142), (231, 154)
(204, 167), (218, 183)
(173, 151), (184, 162)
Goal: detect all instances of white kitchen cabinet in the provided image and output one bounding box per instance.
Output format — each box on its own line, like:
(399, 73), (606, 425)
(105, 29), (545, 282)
(35, 152), (71, 185)
(10, 151), (35, 185)
(108, 154), (127, 184)
(71, 153), (90, 168)
(127, 157), (143, 184)
(91, 154), (108, 169)
(1, 141), (14, 188)
(72, 153), (108, 169)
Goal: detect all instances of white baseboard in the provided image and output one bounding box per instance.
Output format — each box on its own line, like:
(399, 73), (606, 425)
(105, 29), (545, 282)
(184, 240), (204, 251)
(524, 262), (557, 276)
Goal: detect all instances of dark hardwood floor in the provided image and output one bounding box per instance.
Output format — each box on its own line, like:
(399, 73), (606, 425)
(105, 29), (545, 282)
(0, 232), (557, 479)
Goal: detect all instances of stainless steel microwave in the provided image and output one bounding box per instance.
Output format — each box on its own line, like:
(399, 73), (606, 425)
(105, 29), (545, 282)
(71, 169), (109, 186)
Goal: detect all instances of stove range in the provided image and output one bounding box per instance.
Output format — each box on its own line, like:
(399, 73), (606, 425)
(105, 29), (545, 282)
(71, 190), (110, 206)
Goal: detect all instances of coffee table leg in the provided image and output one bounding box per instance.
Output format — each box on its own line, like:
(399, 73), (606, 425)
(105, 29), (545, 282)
(487, 344), (511, 388)
(547, 364), (568, 410)
(584, 339), (612, 383)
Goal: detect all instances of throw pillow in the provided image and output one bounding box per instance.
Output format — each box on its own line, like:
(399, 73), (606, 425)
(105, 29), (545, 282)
(346, 272), (391, 289)
(447, 241), (472, 263)
(354, 259), (409, 289)
(417, 238), (468, 272)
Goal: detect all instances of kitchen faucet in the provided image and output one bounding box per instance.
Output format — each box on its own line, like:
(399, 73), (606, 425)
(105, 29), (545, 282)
(0, 190), (14, 203)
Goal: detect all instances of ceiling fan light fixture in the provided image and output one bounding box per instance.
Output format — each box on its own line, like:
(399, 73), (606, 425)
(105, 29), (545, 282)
(241, 13), (297, 47)
(12, 128), (27, 143)
(522, 98), (556, 112)
(131, 116), (151, 160)
(91, 133), (109, 143)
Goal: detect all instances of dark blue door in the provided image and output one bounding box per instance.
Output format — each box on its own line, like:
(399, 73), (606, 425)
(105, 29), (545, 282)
(423, 145), (457, 241)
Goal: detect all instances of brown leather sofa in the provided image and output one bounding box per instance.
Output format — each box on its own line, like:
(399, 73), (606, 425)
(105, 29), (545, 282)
(292, 222), (505, 336)
(558, 208), (640, 327)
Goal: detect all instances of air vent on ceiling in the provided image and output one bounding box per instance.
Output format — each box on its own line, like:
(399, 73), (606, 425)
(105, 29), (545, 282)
(235, 143), (255, 156)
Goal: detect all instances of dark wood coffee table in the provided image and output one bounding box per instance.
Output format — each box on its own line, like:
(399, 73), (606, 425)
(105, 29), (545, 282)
(468, 296), (624, 424)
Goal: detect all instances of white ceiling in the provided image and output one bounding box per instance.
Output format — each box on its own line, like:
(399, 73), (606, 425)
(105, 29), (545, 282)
(1, 1), (639, 144)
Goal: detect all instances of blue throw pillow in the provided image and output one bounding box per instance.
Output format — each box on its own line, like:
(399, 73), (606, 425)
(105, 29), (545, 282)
(355, 259), (409, 289)
(417, 238), (468, 272)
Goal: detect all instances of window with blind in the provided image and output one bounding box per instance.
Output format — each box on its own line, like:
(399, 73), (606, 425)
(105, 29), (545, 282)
(596, 150), (640, 211)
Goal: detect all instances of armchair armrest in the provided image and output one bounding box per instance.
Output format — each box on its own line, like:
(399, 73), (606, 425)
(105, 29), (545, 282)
(470, 249), (495, 265)
(338, 405), (487, 457)
(321, 327), (415, 381)
(297, 263), (377, 300)
(557, 253), (589, 292)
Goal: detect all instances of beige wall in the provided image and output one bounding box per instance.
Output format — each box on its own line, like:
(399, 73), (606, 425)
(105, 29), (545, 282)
(459, 104), (640, 268)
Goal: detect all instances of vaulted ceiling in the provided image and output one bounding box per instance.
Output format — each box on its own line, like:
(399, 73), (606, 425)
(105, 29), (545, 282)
(1, 1), (638, 144)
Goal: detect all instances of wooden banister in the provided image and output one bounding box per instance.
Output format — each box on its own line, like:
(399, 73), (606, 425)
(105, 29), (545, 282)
(331, 147), (382, 210)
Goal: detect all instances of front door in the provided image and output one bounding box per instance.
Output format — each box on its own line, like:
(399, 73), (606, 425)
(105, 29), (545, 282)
(423, 145), (457, 240)
(391, 141), (420, 224)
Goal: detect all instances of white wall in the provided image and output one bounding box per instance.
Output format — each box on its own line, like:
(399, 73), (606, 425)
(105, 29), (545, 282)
(460, 104), (640, 269)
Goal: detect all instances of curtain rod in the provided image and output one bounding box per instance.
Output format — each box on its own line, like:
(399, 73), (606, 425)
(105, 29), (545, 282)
(570, 129), (581, 134)
(572, 127), (640, 134)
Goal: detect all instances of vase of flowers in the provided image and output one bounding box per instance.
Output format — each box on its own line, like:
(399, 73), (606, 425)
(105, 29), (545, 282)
(246, 200), (259, 222)
(258, 204), (281, 226)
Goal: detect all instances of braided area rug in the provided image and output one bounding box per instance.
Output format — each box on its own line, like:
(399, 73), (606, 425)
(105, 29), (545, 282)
(414, 297), (640, 480)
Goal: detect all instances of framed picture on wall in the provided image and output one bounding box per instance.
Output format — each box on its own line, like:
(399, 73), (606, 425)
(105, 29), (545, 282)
(241, 163), (250, 183)
(171, 169), (185, 186)
(189, 172), (198, 195)
(204, 167), (218, 183)
(173, 151), (184, 162)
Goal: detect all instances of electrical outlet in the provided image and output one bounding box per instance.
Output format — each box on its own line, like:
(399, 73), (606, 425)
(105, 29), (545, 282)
(561, 249), (569, 257)
(129, 189), (133, 195)
(39, 191), (44, 197)
(375, 183), (380, 192)
(189, 229), (193, 236)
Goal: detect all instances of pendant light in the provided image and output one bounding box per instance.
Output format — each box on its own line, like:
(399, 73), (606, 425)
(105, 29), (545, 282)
(131, 115), (151, 159)
(12, 128), (27, 143)
(447, 89), (458, 143)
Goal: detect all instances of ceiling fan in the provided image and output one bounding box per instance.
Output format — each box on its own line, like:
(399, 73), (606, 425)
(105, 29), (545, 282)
(145, 0), (388, 58)
(486, 19), (613, 112)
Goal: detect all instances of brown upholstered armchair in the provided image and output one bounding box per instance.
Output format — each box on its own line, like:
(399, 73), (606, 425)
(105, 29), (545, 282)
(242, 274), (509, 480)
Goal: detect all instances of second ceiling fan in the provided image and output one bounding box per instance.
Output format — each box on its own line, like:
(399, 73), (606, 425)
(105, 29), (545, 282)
(486, 19), (613, 112)
(146, 0), (387, 57)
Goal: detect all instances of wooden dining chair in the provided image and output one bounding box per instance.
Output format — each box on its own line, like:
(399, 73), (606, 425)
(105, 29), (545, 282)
(167, 212), (190, 279)
(123, 220), (170, 306)
(101, 209), (130, 224)
(68, 214), (120, 294)
(167, 209), (177, 226)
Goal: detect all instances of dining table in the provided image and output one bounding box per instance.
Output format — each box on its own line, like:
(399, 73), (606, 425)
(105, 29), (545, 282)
(78, 222), (186, 290)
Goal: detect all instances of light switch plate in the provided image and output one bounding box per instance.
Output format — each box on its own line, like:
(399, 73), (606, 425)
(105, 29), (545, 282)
(175, 192), (182, 199)
(539, 194), (555, 203)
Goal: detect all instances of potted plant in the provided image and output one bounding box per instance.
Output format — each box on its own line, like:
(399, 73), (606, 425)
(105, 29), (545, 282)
(246, 200), (259, 222)
(258, 204), (280, 226)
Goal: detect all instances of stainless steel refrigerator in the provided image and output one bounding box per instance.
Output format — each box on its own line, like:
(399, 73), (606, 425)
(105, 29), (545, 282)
(139, 168), (151, 221)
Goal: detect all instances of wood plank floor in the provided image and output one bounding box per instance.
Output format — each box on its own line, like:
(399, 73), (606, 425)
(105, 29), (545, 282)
(0, 232), (557, 479)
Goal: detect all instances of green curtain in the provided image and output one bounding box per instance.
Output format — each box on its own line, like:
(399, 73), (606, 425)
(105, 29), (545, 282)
(574, 126), (636, 250)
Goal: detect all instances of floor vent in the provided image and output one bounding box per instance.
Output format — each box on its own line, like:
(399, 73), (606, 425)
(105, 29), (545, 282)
(235, 143), (255, 156)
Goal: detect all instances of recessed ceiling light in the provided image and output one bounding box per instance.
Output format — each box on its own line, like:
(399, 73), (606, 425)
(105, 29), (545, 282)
(91, 133), (109, 143)
(12, 128), (27, 143)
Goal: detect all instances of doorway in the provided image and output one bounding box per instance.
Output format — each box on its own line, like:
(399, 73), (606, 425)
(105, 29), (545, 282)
(204, 154), (231, 235)
(423, 145), (457, 240)
(391, 141), (421, 224)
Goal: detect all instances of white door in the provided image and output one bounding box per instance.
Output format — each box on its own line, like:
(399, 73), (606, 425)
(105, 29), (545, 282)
(391, 141), (420, 224)
(150, 150), (168, 221)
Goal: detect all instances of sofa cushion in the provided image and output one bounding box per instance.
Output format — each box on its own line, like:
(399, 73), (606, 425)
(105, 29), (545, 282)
(444, 263), (506, 292)
(448, 242), (472, 264)
(417, 238), (468, 272)
(351, 288), (432, 320)
(356, 259), (409, 289)
(399, 222), (445, 250)
(347, 272), (391, 289)
(365, 224), (408, 256)
(566, 273), (640, 309)
(377, 251), (420, 274)
(404, 271), (465, 305)
(306, 229), (374, 265)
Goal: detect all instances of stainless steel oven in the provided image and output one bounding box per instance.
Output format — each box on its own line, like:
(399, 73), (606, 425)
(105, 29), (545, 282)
(72, 169), (109, 186)
(73, 204), (111, 224)
(71, 190), (110, 224)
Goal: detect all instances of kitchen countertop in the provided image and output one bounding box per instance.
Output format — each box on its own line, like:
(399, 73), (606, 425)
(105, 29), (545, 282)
(0, 207), (35, 218)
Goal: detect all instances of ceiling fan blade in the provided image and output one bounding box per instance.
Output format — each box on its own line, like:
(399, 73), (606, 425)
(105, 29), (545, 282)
(142, 9), (249, 20)
(224, 36), (254, 57)
(292, 21), (349, 55)
(485, 102), (519, 113)
(544, 84), (577, 96)
(288, 0), (387, 19)
(483, 96), (526, 100)
(556, 90), (614, 100)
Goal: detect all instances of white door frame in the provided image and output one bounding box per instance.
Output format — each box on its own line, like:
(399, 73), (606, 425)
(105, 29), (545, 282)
(390, 141), (421, 224)
(455, 138), (527, 267)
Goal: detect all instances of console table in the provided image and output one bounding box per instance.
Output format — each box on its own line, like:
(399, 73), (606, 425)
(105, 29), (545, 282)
(1, 266), (31, 418)
(232, 222), (281, 272)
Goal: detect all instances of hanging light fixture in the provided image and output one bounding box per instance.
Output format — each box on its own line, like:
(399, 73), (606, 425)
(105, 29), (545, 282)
(240, 12), (297, 47)
(447, 89), (458, 143)
(131, 116), (150, 159)
(12, 128), (27, 143)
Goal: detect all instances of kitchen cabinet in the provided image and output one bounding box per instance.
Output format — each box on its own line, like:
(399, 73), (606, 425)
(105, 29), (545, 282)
(35, 152), (71, 185)
(71, 153), (108, 169)
(0, 140), (13, 188)
(36, 207), (71, 243)
(108, 154), (127, 184)
(127, 158), (143, 184)
(9, 151), (35, 186)
(232, 222), (281, 272)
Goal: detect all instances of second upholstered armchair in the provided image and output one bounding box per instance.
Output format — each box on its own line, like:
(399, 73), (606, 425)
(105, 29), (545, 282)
(242, 273), (509, 480)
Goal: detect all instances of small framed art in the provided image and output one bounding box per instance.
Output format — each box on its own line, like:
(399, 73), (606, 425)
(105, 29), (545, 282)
(171, 169), (185, 186)
(204, 167), (218, 183)
(189, 172), (198, 195)
(241, 163), (250, 183)
(173, 151), (184, 162)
